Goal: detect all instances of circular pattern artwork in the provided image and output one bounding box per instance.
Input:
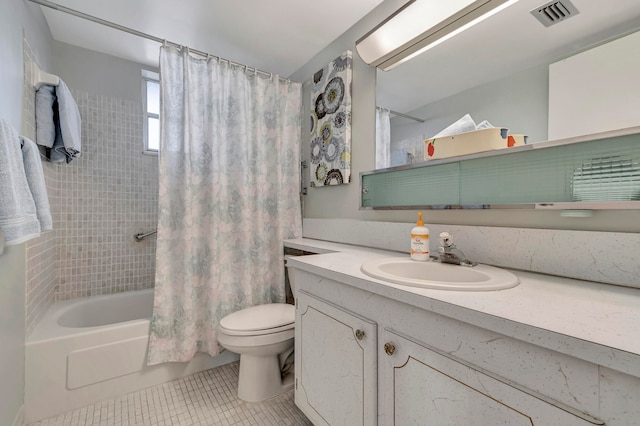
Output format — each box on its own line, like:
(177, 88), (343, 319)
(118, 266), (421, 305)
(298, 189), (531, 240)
(309, 51), (352, 187)
(324, 169), (344, 185)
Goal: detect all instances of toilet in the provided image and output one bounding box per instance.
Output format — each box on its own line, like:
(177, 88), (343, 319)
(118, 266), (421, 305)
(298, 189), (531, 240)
(217, 302), (295, 402)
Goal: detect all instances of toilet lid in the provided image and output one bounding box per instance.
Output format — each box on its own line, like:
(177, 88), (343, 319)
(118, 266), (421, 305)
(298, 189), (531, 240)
(219, 303), (294, 332)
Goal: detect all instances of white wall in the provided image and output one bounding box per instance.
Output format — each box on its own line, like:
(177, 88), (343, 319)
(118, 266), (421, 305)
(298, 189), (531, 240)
(391, 64), (549, 145)
(290, 0), (640, 233)
(0, 244), (26, 426)
(53, 41), (156, 103)
(0, 1), (52, 424)
(548, 29), (640, 140)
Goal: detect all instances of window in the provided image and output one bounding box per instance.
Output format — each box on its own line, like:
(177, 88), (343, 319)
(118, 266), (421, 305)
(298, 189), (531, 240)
(143, 70), (160, 153)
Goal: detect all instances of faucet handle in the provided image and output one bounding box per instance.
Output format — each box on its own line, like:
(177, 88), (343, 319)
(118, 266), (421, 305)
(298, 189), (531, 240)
(439, 232), (454, 247)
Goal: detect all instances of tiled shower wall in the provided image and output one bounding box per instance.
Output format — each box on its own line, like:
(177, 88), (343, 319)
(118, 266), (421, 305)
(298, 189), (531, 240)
(24, 37), (159, 334)
(54, 90), (158, 301)
(24, 36), (59, 335)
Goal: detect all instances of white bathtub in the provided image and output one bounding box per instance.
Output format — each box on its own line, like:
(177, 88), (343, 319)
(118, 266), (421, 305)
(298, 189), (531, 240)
(24, 289), (238, 424)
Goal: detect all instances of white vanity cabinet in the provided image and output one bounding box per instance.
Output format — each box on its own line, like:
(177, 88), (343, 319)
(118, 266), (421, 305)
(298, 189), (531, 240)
(379, 328), (601, 425)
(290, 266), (611, 426)
(295, 290), (377, 426)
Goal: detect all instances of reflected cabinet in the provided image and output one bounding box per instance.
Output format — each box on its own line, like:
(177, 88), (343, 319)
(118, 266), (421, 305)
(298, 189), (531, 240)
(361, 128), (640, 210)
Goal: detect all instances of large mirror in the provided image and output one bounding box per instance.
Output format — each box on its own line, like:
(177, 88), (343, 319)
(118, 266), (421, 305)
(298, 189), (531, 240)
(374, 0), (640, 170)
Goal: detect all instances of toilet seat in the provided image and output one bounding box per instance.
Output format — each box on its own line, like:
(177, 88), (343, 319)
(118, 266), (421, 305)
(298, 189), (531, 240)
(219, 303), (294, 336)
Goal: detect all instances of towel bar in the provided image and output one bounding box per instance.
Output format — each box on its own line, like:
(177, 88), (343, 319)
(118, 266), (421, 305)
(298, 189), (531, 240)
(32, 64), (60, 90)
(135, 230), (157, 241)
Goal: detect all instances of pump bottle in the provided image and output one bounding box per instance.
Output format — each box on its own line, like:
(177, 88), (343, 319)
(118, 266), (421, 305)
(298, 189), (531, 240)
(410, 212), (430, 261)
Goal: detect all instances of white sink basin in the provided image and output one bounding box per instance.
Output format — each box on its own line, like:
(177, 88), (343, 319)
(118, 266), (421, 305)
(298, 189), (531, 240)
(360, 258), (519, 291)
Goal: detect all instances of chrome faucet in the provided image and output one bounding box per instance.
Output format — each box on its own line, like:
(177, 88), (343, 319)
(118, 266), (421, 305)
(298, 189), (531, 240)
(437, 232), (476, 267)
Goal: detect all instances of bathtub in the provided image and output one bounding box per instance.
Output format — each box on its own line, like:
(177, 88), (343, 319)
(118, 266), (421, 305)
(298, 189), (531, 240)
(24, 289), (238, 424)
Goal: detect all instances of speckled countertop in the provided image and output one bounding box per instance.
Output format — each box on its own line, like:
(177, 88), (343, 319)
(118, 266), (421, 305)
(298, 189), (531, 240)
(285, 238), (640, 378)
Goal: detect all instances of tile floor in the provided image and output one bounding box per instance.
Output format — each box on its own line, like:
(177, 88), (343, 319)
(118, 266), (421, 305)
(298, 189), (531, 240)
(28, 362), (312, 426)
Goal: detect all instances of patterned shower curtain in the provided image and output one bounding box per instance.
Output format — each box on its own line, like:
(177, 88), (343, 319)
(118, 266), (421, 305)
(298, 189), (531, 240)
(375, 107), (391, 169)
(147, 46), (303, 364)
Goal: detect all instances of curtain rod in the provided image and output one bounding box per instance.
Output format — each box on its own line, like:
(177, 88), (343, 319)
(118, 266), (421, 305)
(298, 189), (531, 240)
(27, 0), (290, 81)
(378, 107), (425, 123)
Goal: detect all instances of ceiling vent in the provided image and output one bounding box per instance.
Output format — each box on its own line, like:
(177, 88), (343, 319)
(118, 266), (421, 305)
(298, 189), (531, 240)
(530, 0), (579, 27)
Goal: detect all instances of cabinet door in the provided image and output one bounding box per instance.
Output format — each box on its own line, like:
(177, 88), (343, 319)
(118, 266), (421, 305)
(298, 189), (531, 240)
(295, 291), (377, 426)
(379, 328), (602, 426)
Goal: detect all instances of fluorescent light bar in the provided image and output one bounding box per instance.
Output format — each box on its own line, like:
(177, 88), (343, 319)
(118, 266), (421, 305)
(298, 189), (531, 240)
(356, 0), (520, 71)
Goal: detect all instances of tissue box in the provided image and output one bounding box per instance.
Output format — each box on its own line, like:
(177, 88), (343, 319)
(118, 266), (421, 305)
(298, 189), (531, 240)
(507, 134), (528, 147)
(424, 127), (517, 161)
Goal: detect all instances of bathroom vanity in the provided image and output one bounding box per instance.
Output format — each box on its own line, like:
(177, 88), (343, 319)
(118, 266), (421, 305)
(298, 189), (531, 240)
(286, 239), (640, 426)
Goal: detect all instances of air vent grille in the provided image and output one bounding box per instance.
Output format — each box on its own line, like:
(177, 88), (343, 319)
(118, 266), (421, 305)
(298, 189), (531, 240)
(531, 0), (579, 27)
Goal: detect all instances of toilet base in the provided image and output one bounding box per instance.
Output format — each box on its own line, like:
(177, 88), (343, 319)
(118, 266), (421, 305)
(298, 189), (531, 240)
(237, 353), (294, 402)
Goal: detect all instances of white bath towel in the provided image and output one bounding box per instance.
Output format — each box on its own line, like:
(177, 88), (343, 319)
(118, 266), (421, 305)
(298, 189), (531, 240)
(20, 136), (53, 232)
(0, 117), (41, 245)
(36, 79), (81, 163)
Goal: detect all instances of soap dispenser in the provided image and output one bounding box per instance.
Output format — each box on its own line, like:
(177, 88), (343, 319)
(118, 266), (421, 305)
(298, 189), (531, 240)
(410, 212), (430, 261)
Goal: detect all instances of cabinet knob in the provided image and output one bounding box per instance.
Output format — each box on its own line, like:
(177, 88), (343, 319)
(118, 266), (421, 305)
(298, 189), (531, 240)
(384, 342), (396, 356)
(355, 329), (365, 340)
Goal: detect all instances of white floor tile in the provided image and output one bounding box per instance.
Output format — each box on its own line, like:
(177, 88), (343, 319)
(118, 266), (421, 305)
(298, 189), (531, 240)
(28, 362), (312, 426)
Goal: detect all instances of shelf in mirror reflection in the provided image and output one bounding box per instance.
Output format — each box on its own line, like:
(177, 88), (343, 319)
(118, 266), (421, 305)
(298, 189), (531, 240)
(361, 127), (640, 210)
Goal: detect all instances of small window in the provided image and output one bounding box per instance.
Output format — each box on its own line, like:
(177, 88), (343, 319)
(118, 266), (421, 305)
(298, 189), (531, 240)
(142, 70), (160, 153)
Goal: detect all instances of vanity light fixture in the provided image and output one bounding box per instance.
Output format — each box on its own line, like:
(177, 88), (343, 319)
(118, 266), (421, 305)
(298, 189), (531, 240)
(356, 0), (521, 71)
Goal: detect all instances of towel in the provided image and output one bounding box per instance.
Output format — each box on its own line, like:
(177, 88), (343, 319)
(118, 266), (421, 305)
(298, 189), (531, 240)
(35, 85), (56, 148)
(0, 118), (41, 245)
(35, 79), (81, 163)
(20, 136), (53, 232)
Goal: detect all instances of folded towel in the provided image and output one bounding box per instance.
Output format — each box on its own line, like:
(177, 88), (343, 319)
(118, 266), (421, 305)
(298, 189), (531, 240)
(432, 113), (477, 138)
(0, 118), (41, 245)
(35, 85), (56, 148)
(20, 136), (53, 232)
(35, 79), (81, 163)
(55, 80), (81, 160)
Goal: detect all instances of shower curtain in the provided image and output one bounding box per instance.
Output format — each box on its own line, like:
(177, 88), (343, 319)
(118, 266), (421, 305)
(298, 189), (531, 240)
(148, 46), (303, 364)
(375, 107), (391, 169)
